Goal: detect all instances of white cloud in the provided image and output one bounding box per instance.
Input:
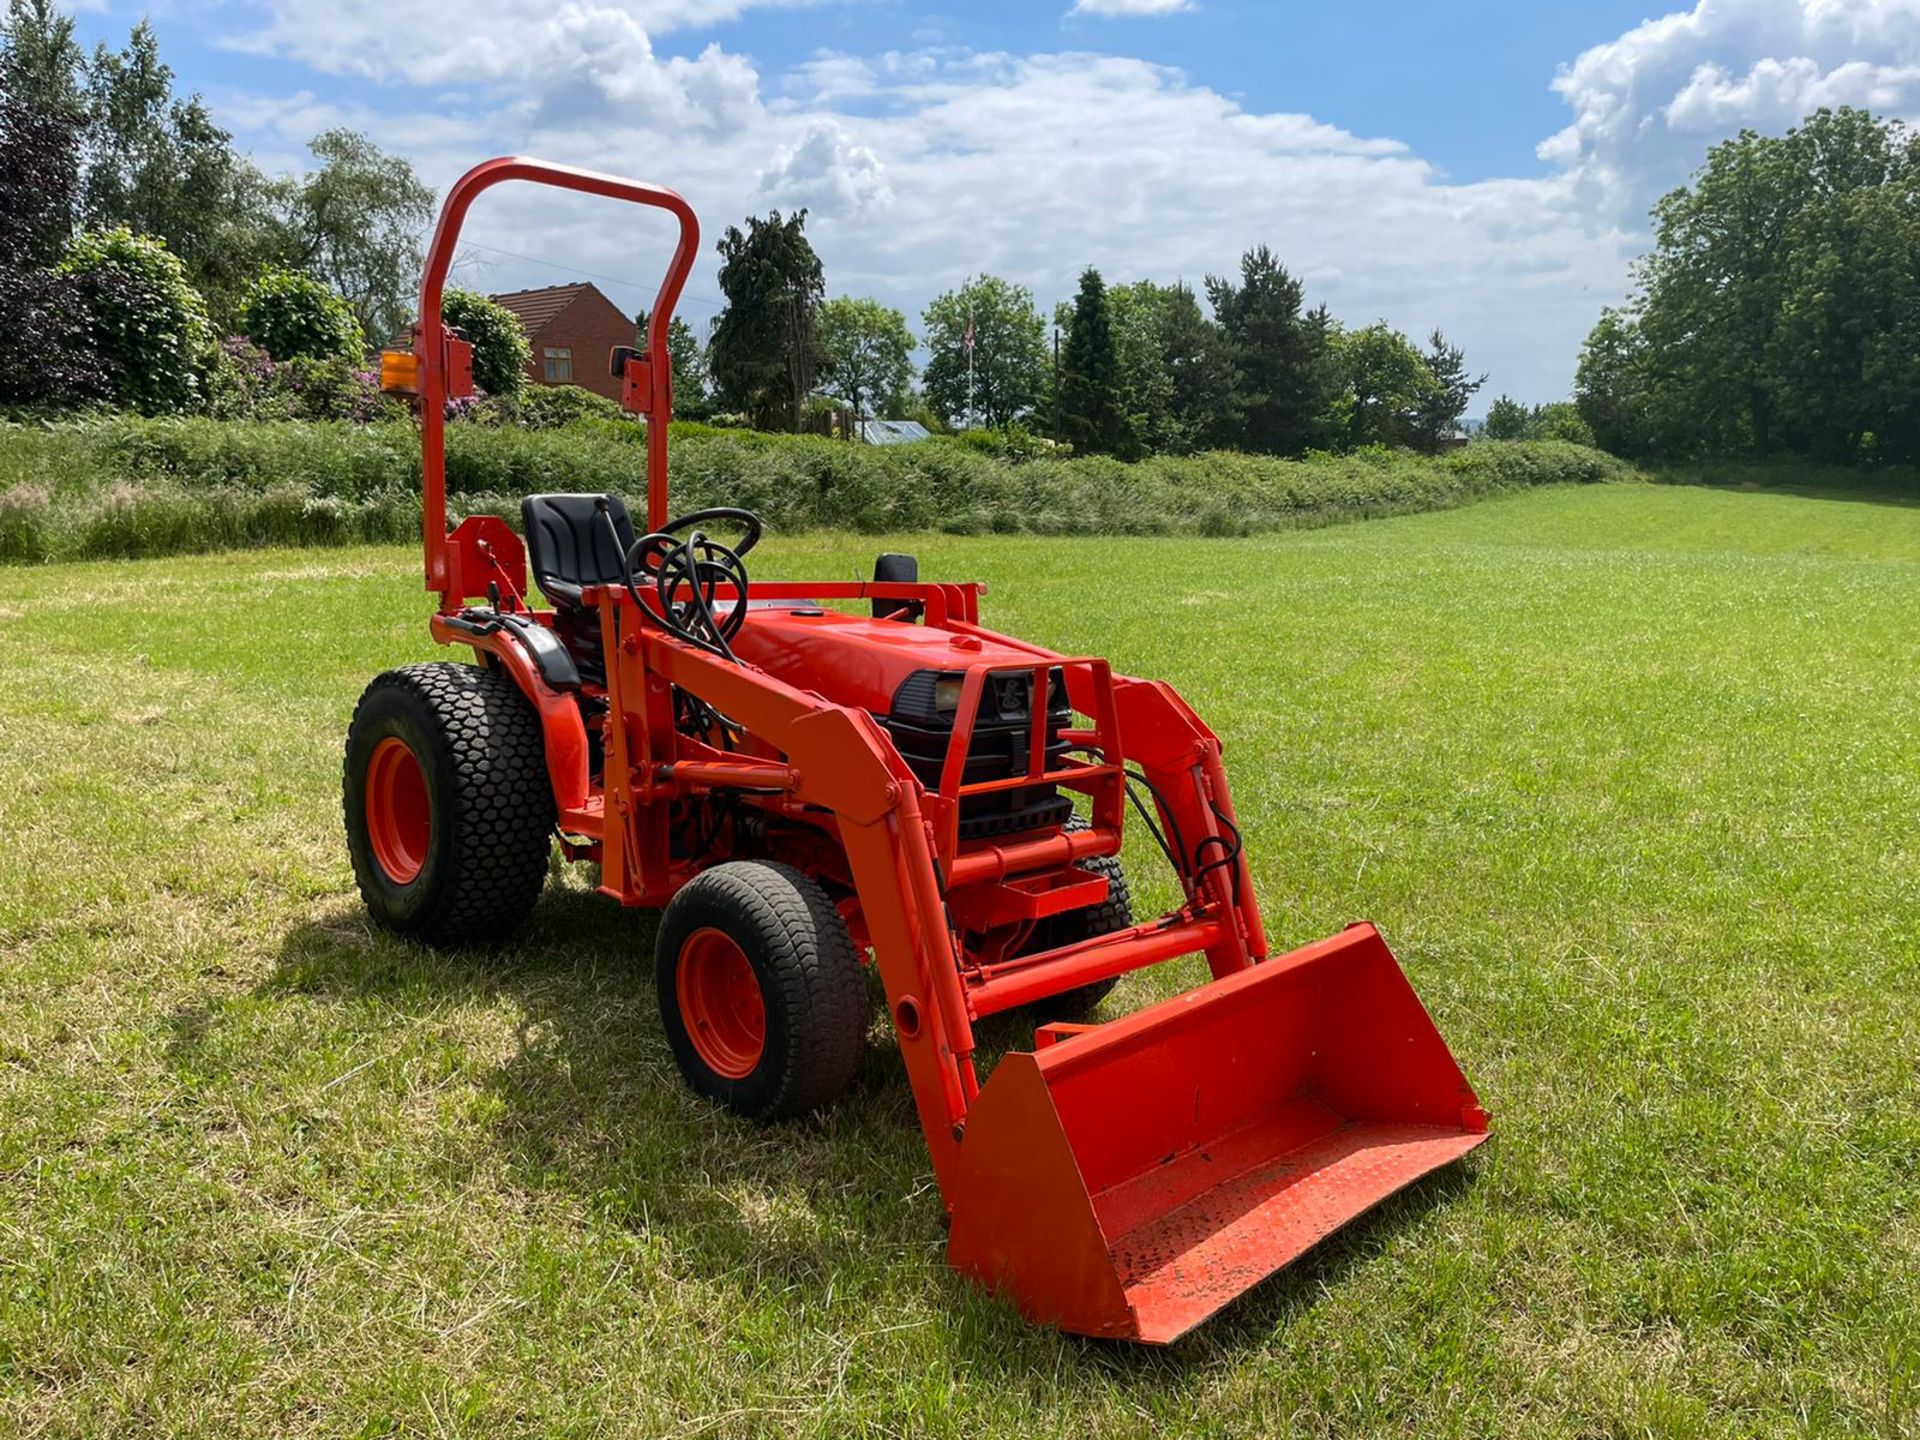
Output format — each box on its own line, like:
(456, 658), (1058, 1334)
(762, 122), (892, 210)
(1541, 0), (1920, 214)
(1068, 0), (1195, 16)
(224, 0), (803, 128)
(200, 0), (1920, 401)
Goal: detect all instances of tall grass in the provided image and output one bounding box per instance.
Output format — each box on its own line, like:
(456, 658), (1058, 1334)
(0, 414), (1635, 564)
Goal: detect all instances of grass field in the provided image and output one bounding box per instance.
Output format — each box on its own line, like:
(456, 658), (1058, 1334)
(3, 481), (1918, 1437)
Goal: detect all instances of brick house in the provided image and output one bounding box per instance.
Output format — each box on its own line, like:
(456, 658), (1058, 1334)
(489, 283), (636, 402)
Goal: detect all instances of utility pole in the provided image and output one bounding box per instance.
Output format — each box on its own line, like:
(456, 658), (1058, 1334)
(1052, 324), (1061, 446)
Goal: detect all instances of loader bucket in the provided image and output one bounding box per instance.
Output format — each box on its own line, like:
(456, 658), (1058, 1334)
(946, 923), (1487, 1343)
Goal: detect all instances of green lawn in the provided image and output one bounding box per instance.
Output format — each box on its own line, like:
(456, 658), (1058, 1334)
(2, 481), (1917, 1437)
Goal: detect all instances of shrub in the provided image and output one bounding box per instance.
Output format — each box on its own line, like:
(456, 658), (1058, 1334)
(442, 288), (531, 400)
(1475, 397), (1597, 448)
(208, 338), (388, 423)
(1532, 402), (1596, 447)
(55, 229), (214, 415)
(514, 384), (629, 430)
(0, 482), (51, 563)
(0, 419), (1637, 564)
(938, 424), (1057, 462)
(239, 267), (365, 364)
(0, 267), (118, 409)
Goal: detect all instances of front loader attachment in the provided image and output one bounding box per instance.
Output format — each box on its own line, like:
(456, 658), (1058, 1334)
(947, 923), (1487, 1343)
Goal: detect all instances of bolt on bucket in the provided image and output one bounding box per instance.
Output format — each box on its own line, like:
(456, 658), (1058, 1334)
(946, 922), (1488, 1343)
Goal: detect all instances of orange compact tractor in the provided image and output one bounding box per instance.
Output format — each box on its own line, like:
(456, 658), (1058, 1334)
(344, 157), (1489, 1342)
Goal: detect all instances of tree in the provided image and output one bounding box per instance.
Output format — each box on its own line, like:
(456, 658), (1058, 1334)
(0, 94), (77, 271)
(1620, 107), (1916, 460)
(1767, 173), (1920, 461)
(80, 19), (273, 319)
(1482, 394), (1530, 441)
(1531, 401), (1595, 446)
(1205, 246), (1341, 455)
(816, 295), (913, 432)
(921, 275), (1047, 429)
(276, 130), (434, 343)
(1, 0), (78, 113)
(239, 266), (363, 363)
(1409, 329), (1483, 451)
(708, 209), (824, 431)
(56, 226), (212, 413)
(1575, 308), (1654, 456)
(1104, 281), (1170, 454)
(441, 287), (530, 400)
(0, 265), (121, 407)
(1338, 322), (1431, 449)
(0, 0), (82, 266)
(1058, 267), (1127, 456)
(1481, 395), (1596, 446)
(0, 4), (97, 409)
(1155, 282), (1232, 453)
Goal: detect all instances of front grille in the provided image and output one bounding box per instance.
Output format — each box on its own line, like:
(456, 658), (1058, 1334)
(886, 669), (1074, 840)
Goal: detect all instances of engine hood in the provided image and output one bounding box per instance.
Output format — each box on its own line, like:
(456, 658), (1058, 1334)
(731, 607), (1050, 714)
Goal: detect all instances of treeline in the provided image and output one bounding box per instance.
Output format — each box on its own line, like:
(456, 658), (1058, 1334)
(1574, 107), (1920, 464)
(693, 215), (1488, 459)
(1, 0), (1490, 469)
(0, 0), (442, 420)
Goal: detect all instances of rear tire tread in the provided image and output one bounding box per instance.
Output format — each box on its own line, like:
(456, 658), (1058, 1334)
(344, 661), (554, 945)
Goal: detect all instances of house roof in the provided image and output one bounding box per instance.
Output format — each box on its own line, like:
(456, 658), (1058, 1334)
(489, 283), (593, 338)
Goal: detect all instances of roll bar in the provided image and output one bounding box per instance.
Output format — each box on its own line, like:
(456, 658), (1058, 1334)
(411, 157), (700, 595)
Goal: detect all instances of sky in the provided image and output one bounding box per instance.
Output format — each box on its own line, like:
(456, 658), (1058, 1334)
(62, 0), (1920, 403)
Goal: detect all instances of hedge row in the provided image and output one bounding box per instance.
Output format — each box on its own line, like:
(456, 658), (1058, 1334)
(0, 416), (1635, 564)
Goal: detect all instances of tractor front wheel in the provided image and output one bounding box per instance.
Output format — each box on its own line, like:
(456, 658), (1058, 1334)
(657, 862), (866, 1121)
(343, 662), (555, 945)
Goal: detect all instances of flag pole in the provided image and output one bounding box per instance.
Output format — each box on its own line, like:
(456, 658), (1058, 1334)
(966, 279), (975, 431)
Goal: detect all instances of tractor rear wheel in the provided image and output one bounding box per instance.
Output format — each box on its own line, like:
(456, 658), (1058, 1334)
(343, 662), (554, 945)
(657, 862), (866, 1121)
(1024, 844), (1133, 1021)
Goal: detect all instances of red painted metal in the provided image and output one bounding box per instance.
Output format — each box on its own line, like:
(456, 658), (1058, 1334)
(949, 923), (1489, 1342)
(444, 515), (527, 611)
(967, 916), (1229, 1018)
(413, 157), (698, 603)
(677, 927), (766, 1078)
(364, 737), (429, 884)
(384, 157), (1489, 1343)
(428, 614), (591, 822)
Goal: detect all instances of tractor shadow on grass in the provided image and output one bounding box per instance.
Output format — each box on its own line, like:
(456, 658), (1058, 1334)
(252, 879), (1482, 1379)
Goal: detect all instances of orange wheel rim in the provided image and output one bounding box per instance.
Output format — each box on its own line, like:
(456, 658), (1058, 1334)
(365, 736), (430, 885)
(677, 927), (766, 1078)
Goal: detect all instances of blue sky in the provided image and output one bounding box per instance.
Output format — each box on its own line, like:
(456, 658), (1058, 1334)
(62, 0), (1920, 402)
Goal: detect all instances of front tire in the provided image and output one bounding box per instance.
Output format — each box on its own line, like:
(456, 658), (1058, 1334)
(657, 862), (866, 1120)
(343, 661), (555, 945)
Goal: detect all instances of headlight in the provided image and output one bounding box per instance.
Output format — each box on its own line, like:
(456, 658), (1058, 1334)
(933, 675), (963, 714)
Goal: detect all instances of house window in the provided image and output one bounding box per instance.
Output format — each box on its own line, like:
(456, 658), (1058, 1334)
(542, 347), (573, 383)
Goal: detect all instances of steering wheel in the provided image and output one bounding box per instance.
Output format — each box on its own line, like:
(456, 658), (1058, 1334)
(621, 507), (763, 658)
(622, 506), (756, 576)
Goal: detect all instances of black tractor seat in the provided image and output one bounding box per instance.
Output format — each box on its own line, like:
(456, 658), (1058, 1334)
(521, 493), (639, 686)
(522, 492), (639, 607)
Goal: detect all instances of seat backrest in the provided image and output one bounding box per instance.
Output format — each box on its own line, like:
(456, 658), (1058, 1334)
(522, 493), (638, 605)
